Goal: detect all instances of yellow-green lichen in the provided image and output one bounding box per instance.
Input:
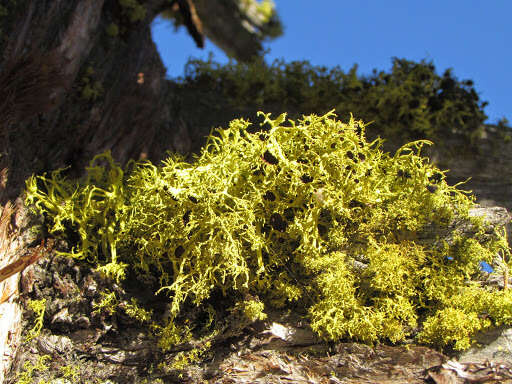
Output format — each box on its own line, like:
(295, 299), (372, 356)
(417, 308), (481, 351)
(26, 151), (128, 282)
(26, 298), (46, 342)
(59, 364), (81, 382)
(92, 290), (118, 315)
(171, 341), (212, 371)
(241, 0), (276, 23)
(25, 112), (511, 351)
(236, 299), (267, 322)
(123, 297), (153, 323)
(16, 356), (82, 384)
(154, 321), (192, 352)
(16, 355), (51, 384)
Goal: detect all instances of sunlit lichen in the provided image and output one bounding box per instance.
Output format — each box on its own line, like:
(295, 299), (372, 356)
(155, 321), (192, 352)
(26, 111), (510, 351)
(171, 341), (212, 371)
(92, 290), (118, 315)
(237, 298), (267, 322)
(418, 308), (481, 351)
(241, 0), (276, 23)
(16, 355), (51, 384)
(59, 364), (81, 382)
(26, 298), (46, 342)
(26, 151), (129, 282)
(123, 297), (153, 323)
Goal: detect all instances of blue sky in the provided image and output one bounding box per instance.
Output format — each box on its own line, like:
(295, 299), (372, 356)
(151, 1), (510, 124)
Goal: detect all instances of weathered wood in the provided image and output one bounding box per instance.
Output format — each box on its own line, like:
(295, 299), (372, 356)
(0, 199), (43, 383)
(0, 239), (53, 287)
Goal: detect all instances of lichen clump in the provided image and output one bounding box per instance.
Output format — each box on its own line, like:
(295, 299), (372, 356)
(26, 112), (511, 351)
(25, 299), (46, 342)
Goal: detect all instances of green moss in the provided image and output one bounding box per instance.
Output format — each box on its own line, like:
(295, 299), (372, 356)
(496, 117), (512, 142)
(80, 66), (104, 102)
(180, 57), (495, 142)
(105, 22), (119, 37)
(25, 112), (510, 351)
(118, 0), (146, 23)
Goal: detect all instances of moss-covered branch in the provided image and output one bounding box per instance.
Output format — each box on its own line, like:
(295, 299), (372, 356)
(178, 57), (497, 142)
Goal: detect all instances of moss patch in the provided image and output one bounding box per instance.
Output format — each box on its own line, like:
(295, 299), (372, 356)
(178, 57), (500, 143)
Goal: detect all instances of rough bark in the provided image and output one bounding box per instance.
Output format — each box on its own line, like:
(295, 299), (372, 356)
(1, 0), (160, 203)
(192, 0), (277, 61)
(434, 129), (512, 212)
(0, 0), (277, 205)
(0, 198), (42, 383)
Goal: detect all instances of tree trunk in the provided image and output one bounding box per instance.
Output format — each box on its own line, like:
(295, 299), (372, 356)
(0, 0), (276, 204)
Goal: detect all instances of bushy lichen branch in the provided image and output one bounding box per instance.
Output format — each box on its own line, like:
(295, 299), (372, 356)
(26, 112), (511, 351)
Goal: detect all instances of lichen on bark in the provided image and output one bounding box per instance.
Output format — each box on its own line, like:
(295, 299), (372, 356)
(25, 111), (511, 353)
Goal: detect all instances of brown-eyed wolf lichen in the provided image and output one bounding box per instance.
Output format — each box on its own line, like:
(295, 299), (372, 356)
(25, 111), (511, 351)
